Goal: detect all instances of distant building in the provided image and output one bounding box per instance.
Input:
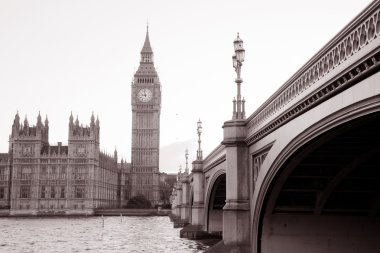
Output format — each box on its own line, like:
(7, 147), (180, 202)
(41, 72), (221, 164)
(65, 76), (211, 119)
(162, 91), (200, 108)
(1, 112), (130, 216)
(0, 29), (167, 215)
(119, 159), (132, 208)
(159, 173), (177, 206)
(0, 153), (10, 209)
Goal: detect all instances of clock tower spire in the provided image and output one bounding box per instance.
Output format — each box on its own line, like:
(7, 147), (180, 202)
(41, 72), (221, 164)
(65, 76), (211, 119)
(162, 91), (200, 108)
(141, 25), (153, 59)
(130, 27), (161, 205)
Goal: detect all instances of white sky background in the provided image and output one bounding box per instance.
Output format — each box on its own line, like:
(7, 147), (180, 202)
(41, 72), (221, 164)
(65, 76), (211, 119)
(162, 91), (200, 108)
(0, 0), (373, 173)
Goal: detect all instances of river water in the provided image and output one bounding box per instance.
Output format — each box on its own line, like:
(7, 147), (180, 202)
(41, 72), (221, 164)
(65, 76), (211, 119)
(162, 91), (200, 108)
(0, 216), (218, 253)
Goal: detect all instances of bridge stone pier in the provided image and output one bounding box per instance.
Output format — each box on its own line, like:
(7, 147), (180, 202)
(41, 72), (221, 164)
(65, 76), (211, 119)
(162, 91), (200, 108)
(171, 2), (380, 252)
(171, 169), (187, 228)
(189, 160), (205, 230)
(180, 170), (190, 225)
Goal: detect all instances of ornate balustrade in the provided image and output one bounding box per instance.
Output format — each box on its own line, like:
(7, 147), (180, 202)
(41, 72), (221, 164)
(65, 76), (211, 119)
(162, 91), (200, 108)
(202, 144), (226, 174)
(246, 1), (380, 144)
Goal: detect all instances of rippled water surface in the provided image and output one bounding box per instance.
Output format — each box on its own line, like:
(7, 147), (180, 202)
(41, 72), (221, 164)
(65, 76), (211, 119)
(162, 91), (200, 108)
(0, 216), (217, 253)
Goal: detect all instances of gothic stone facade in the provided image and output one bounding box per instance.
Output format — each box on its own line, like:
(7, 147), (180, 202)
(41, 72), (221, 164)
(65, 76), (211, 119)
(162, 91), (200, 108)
(0, 30), (165, 213)
(130, 29), (161, 205)
(0, 153), (10, 210)
(0, 112), (131, 216)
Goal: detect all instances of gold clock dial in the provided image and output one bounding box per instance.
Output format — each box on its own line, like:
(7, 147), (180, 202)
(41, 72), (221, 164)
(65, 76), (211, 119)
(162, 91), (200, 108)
(138, 88), (153, 102)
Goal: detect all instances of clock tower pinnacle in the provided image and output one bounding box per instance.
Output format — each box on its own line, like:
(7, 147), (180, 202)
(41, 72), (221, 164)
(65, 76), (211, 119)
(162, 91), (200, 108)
(130, 27), (161, 205)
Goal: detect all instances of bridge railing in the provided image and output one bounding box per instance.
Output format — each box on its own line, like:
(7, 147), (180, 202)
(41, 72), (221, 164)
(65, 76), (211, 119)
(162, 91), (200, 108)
(202, 144), (226, 173)
(246, 1), (380, 143)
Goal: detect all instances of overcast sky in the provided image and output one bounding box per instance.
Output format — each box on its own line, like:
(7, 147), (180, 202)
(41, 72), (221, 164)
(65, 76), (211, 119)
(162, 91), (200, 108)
(0, 0), (373, 173)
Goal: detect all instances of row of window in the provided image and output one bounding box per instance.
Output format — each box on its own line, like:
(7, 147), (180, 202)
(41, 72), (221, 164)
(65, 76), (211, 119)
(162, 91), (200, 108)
(137, 78), (154, 83)
(14, 159), (72, 164)
(134, 175), (153, 185)
(19, 185), (85, 199)
(17, 166), (89, 180)
(39, 159), (87, 163)
(40, 186), (66, 199)
(21, 166), (88, 174)
(0, 168), (6, 178)
(133, 168), (153, 173)
(40, 166), (67, 174)
(18, 204), (86, 210)
(18, 174), (89, 180)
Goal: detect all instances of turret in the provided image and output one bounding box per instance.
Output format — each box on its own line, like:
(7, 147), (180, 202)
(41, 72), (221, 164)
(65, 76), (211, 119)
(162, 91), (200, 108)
(114, 148), (118, 162)
(75, 116), (79, 128)
(96, 116), (100, 139)
(37, 111), (42, 129)
(9, 111), (49, 159)
(90, 112), (95, 128)
(68, 113), (100, 161)
(68, 113), (100, 142)
(23, 116), (29, 133)
(69, 112), (74, 128)
(44, 115), (49, 137)
(11, 112), (20, 137)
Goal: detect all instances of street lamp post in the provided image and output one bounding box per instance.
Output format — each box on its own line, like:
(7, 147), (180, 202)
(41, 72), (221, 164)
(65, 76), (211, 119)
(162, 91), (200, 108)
(196, 119), (203, 160)
(185, 149), (189, 174)
(177, 165), (182, 181)
(232, 33), (246, 120)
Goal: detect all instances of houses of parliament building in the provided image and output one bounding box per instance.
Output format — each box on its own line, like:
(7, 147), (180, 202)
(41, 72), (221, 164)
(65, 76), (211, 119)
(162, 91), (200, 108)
(0, 29), (163, 215)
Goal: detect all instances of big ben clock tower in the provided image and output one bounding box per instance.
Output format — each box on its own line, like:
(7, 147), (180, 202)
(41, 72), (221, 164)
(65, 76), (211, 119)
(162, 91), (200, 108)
(131, 27), (161, 205)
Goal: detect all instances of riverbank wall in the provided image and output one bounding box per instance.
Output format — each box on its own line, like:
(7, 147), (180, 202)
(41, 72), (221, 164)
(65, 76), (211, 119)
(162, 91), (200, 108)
(0, 208), (171, 217)
(95, 208), (171, 216)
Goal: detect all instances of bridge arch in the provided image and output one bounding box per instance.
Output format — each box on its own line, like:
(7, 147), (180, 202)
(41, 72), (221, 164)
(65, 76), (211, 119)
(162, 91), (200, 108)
(205, 170), (226, 235)
(252, 99), (380, 252)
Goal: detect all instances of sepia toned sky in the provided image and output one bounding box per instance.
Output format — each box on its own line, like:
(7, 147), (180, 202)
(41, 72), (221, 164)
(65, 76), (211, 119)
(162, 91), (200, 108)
(0, 0), (373, 173)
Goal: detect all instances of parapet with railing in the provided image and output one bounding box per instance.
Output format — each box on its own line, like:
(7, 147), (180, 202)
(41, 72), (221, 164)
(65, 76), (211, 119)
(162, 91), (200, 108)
(246, 1), (380, 144)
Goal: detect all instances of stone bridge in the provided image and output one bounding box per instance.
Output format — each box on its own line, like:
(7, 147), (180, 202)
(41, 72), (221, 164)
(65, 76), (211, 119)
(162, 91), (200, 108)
(170, 1), (380, 252)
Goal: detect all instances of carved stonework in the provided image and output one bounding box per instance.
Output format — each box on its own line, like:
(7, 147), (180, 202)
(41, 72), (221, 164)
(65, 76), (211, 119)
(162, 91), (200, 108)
(246, 5), (380, 145)
(251, 143), (273, 183)
(7, 112), (121, 214)
(252, 152), (268, 182)
(74, 145), (87, 157)
(21, 145), (34, 157)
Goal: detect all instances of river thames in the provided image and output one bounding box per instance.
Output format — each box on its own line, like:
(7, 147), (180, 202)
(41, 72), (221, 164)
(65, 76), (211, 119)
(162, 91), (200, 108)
(0, 216), (218, 252)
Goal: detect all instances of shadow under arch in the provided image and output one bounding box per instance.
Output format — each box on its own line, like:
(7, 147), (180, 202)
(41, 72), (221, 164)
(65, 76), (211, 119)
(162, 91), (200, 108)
(253, 99), (380, 253)
(204, 170), (226, 236)
(189, 185), (193, 223)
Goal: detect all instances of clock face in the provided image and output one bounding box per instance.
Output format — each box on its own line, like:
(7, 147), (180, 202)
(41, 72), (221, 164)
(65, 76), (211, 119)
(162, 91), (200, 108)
(138, 88), (153, 102)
